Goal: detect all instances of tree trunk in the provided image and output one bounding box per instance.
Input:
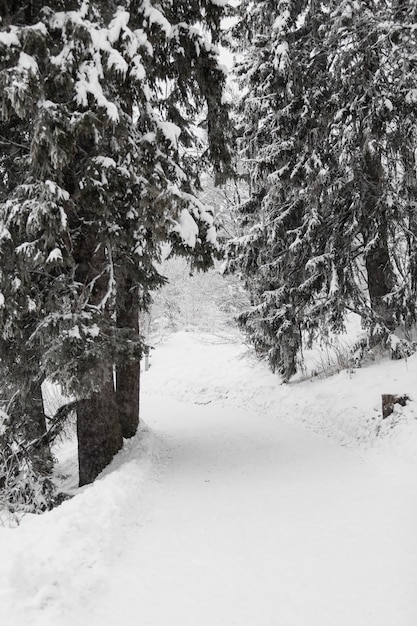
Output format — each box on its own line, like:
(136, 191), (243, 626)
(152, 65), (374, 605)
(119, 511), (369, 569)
(116, 361), (140, 439)
(362, 145), (395, 331)
(12, 382), (53, 475)
(73, 230), (123, 485)
(77, 372), (122, 487)
(29, 383), (53, 474)
(365, 237), (395, 331)
(112, 88), (141, 440)
(116, 275), (140, 439)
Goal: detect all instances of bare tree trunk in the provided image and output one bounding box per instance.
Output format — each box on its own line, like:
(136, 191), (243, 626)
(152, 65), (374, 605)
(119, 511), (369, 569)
(116, 361), (140, 439)
(112, 90), (140, 440)
(77, 372), (122, 486)
(29, 384), (53, 474)
(362, 145), (395, 331)
(116, 275), (140, 439)
(73, 231), (123, 486)
(365, 234), (395, 331)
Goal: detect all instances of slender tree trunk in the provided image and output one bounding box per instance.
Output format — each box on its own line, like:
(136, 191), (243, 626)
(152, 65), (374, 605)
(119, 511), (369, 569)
(365, 234), (395, 331)
(24, 382), (53, 475)
(362, 145), (395, 331)
(116, 275), (140, 439)
(77, 371), (122, 486)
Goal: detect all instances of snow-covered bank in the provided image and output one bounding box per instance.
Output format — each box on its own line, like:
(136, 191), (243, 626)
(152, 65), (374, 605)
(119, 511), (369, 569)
(0, 424), (157, 625)
(143, 330), (417, 468)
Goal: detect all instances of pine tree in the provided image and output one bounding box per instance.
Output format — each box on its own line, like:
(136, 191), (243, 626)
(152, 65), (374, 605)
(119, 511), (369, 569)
(0, 0), (232, 490)
(228, 0), (417, 380)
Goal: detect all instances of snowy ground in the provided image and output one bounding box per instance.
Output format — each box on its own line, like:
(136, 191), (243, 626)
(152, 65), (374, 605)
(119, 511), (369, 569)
(1, 330), (417, 626)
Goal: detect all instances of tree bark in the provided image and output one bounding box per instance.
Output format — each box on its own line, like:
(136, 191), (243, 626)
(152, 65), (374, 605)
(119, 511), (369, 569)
(116, 360), (140, 439)
(77, 372), (122, 486)
(116, 275), (140, 439)
(7, 381), (53, 475)
(362, 145), (395, 330)
(365, 237), (395, 331)
(73, 230), (123, 485)
(11, 383), (53, 476)
(24, 383), (53, 475)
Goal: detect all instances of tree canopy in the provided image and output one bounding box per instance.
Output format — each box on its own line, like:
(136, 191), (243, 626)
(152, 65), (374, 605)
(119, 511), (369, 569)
(228, 0), (417, 380)
(0, 0), (232, 497)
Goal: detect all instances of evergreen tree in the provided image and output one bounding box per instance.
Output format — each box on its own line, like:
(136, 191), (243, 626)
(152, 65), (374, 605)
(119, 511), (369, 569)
(228, 0), (417, 380)
(0, 0), (231, 490)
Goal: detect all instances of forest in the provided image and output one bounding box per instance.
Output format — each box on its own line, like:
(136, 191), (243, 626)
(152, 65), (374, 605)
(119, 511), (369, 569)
(1, 0), (417, 516)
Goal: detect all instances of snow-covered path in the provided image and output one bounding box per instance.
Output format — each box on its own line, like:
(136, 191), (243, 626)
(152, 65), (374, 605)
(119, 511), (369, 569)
(2, 332), (417, 626)
(85, 394), (415, 626)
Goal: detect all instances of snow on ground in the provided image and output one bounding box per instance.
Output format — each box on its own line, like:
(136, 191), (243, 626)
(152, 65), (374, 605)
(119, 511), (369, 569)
(1, 329), (417, 626)
(0, 425), (157, 624)
(145, 330), (417, 468)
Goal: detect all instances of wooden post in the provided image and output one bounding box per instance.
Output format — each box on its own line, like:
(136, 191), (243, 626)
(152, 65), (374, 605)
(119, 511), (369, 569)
(382, 394), (409, 419)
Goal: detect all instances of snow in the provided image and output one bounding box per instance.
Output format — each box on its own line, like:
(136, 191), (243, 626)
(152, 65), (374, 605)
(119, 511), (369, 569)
(168, 186), (215, 234)
(173, 208), (199, 248)
(90, 28), (129, 76)
(141, 132), (156, 144)
(107, 9), (130, 44)
(272, 10), (291, 32)
(27, 298), (36, 312)
(0, 425), (156, 624)
(75, 61), (119, 122)
(44, 180), (70, 201)
(18, 52), (38, 74)
(66, 325), (81, 340)
(49, 44), (73, 70)
(130, 56), (146, 81)
(405, 89), (417, 104)
(26, 22), (48, 36)
(142, 1), (172, 37)
(0, 410), (7, 435)
(15, 242), (33, 257)
(206, 225), (218, 245)
(83, 323), (100, 338)
(45, 248), (63, 265)
(0, 225), (11, 241)
(1, 329), (417, 625)
(157, 120), (181, 148)
(92, 156), (117, 169)
(384, 97), (393, 111)
(0, 30), (20, 47)
(133, 28), (153, 56)
(49, 11), (83, 31)
(12, 277), (21, 291)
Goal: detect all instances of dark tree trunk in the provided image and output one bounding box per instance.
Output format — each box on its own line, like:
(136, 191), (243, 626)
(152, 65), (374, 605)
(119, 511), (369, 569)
(116, 275), (140, 439)
(73, 230), (123, 485)
(24, 383), (53, 475)
(116, 360), (140, 439)
(362, 145), (395, 331)
(365, 236), (395, 331)
(77, 372), (122, 486)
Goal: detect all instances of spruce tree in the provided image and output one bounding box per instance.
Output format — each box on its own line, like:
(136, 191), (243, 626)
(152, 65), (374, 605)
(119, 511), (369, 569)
(0, 1), (231, 489)
(228, 0), (417, 380)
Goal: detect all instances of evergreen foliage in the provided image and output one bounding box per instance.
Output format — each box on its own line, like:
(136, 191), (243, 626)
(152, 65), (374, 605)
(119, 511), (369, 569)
(228, 0), (417, 380)
(0, 0), (232, 494)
